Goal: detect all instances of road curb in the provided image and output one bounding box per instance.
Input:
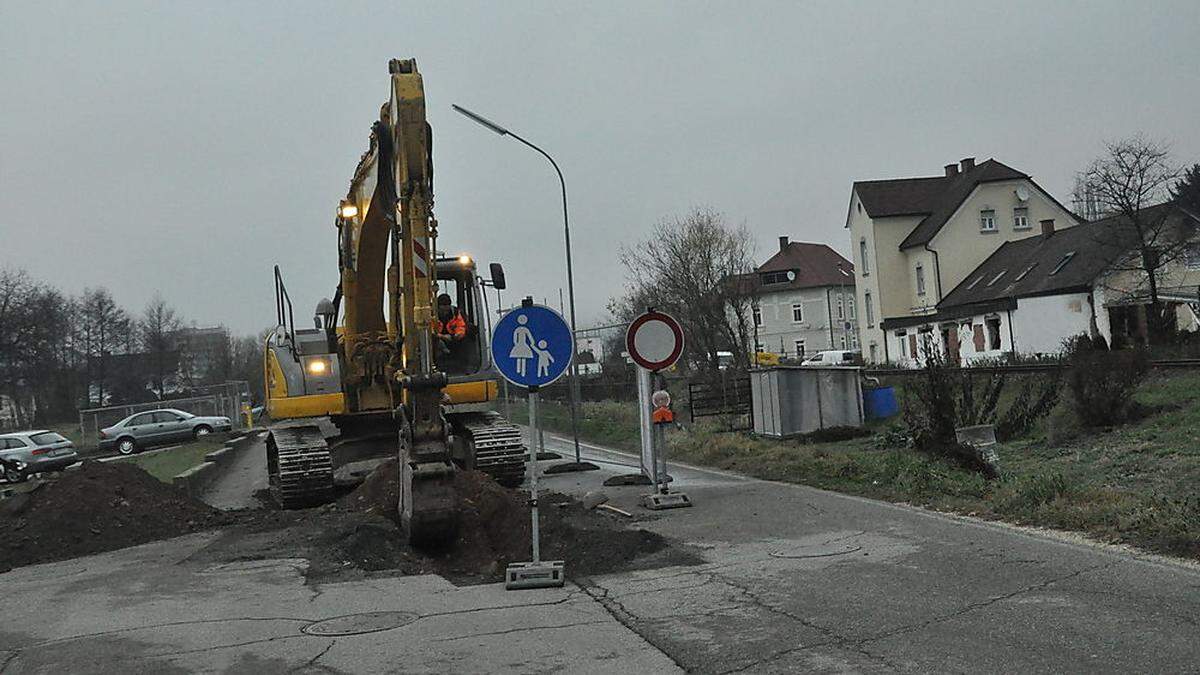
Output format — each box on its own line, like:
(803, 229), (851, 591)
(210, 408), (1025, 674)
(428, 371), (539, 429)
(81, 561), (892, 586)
(174, 431), (263, 497)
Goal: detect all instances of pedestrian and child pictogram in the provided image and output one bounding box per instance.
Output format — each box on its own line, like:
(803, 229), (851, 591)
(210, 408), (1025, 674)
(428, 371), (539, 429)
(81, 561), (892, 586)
(492, 303), (574, 388)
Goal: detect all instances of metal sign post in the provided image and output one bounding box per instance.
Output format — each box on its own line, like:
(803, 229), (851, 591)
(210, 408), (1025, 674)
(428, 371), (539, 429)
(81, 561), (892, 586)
(625, 310), (692, 510)
(492, 298), (573, 590)
(527, 388), (542, 565)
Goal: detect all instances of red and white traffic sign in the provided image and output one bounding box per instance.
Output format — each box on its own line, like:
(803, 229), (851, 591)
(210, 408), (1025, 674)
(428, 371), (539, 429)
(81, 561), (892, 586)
(625, 310), (684, 372)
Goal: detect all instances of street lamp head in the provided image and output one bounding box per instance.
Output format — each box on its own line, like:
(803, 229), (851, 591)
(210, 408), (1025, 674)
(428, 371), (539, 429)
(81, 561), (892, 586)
(452, 104), (509, 136)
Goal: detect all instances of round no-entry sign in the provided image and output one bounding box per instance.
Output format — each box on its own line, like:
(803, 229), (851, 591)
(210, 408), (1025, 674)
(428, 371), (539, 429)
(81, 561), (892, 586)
(626, 310), (684, 372)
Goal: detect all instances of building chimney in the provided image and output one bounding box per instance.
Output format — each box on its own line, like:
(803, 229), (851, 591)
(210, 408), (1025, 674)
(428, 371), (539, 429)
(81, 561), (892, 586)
(779, 235), (789, 251)
(1040, 219), (1055, 238)
(944, 163), (959, 177)
(960, 157), (976, 172)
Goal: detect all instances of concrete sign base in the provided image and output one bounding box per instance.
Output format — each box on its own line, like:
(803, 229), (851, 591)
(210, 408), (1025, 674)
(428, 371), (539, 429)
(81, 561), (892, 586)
(641, 492), (693, 510)
(505, 561), (566, 590)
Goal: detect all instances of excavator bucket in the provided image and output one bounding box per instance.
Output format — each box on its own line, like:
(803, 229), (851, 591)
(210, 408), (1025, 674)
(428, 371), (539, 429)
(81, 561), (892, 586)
(399, 457), (458, 544)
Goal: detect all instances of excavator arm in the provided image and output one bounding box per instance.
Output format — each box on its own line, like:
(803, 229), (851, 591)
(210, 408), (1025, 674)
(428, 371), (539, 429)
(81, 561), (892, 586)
(337, 58), (456, 539)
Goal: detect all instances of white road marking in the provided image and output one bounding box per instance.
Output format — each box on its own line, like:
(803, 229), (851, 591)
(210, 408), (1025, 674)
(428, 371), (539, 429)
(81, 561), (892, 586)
(541, 431), (752, 481)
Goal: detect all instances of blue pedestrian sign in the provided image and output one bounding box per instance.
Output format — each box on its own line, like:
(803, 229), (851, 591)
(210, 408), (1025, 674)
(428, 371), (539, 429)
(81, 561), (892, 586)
(491, 302), (574, 389)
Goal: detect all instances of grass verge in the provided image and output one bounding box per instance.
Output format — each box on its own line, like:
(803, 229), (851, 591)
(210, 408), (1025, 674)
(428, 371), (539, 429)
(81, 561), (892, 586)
(508, 371), (1200, 560)
(114, 437), (227, 483)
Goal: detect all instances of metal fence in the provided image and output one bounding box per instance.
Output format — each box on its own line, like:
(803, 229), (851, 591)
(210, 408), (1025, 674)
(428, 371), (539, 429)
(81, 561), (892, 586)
(687, 375), (752, 429)
(76, 381), (250, 449)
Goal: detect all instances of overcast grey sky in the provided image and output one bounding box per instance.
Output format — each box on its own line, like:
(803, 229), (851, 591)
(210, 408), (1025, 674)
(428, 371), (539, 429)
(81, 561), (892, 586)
(2, 1), (1198, 335)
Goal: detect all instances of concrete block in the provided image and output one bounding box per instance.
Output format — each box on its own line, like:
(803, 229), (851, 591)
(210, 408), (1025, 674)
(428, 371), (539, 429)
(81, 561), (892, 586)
(204, 448), (229, 464)
(172, 461), (217, 495)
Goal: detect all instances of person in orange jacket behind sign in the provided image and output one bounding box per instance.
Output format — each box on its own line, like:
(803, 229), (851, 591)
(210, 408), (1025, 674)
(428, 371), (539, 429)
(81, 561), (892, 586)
(434, 293), (468, 368)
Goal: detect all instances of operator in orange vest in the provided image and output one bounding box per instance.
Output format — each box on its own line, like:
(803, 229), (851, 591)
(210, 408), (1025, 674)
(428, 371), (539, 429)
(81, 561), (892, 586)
(434, 293), (467, 345)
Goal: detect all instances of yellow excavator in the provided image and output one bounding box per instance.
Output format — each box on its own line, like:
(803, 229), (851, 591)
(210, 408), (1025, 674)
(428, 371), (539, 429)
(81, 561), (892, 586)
(263, 58), (524, 541)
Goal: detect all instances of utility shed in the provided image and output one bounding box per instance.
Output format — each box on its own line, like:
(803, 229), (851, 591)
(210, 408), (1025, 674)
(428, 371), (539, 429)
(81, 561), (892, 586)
(750, 366), (864, 437)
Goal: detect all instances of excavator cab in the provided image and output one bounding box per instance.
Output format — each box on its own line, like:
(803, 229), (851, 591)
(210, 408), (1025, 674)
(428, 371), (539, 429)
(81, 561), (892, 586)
(436, 255), (504, 411)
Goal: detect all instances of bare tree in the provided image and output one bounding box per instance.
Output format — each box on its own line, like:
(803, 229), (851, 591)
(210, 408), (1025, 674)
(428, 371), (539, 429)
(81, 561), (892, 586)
(140, 295), (182, 398)
(79, 287), (131, 405)
(0, 268), (74, 424)
(228, 332), (268, 403)
(1079, 136), (1184, 343)
(612, 207), (758, 371)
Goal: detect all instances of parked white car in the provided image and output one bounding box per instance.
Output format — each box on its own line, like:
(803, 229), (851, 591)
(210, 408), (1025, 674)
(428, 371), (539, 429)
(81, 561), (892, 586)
(800, 350), (862, 367)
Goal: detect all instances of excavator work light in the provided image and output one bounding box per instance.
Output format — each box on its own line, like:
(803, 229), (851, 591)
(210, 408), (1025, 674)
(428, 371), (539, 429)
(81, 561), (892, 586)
(338, 202), (359, 219)
(306, 358), (328, 375)
(458, 255), (472, 265)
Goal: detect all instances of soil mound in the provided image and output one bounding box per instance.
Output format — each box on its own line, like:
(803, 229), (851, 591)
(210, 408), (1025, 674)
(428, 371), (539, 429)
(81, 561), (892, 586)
(0, 460), (230, 571)
(336, 459), (695, 584)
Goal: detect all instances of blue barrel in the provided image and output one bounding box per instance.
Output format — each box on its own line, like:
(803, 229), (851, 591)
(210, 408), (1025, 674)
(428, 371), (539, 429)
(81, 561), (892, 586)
(863, 386), (899, 419)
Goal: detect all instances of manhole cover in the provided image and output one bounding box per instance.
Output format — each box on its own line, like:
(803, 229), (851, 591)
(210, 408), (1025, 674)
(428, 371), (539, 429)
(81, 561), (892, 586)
(302, 611), (419, 636)
(768, 543), (863, 559)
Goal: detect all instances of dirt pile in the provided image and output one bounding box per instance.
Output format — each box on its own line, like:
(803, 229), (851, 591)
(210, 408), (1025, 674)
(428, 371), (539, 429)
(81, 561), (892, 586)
(1, 460), (231, 571)
(335, 459), (695, 584)
(1, 458), (701, 584)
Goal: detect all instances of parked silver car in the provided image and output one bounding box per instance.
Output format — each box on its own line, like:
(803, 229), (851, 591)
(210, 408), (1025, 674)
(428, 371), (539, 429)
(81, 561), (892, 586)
(98, 409), (232, 455)
(0, 430), (79, 482)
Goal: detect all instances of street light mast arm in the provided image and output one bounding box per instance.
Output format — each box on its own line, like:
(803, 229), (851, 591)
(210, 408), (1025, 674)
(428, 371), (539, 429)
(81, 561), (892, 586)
(451, 103), (587, 466)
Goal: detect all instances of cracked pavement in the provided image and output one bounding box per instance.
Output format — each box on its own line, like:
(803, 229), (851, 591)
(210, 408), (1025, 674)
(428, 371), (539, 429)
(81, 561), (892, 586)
(2, 433), (1198, 673)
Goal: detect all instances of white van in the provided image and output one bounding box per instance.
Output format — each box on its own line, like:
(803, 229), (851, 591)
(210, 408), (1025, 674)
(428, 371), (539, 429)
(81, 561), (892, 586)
(800, 350), (862, 368)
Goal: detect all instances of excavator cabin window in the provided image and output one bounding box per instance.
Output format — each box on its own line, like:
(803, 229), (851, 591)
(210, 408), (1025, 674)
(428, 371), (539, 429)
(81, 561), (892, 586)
(434, 272), (482, 375)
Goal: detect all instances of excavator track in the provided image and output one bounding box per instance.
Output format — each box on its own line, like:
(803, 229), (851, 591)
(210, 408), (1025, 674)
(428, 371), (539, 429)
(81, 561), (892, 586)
(266, 426), (335, 508)
(452, 411), (527, 487)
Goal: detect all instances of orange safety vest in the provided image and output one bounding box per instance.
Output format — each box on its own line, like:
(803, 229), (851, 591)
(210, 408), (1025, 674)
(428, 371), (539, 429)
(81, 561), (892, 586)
(434, 311), (467, 339)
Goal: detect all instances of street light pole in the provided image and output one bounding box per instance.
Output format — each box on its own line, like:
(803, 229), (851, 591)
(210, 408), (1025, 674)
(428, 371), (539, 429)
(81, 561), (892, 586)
(453, 104), (596, 473)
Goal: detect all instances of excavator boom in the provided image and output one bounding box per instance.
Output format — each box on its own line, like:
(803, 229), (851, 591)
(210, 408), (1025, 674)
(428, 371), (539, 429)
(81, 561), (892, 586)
(263, 58), (524, 542)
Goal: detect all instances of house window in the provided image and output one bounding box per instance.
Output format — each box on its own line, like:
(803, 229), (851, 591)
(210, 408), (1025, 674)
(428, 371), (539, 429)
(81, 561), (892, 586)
(985, 315), (1002, 350)
(836, 297), (844, 319)
(1013, 206), (1030, 230)
(916, 264), (927, 296)
(752, 306), (762, 326)
(980, 209), (997, 232)
(755, 342), (765, 353)
(792, 303), (804, 323)
(869, 343), (878, 362)
(848, 298), (856, 319)
(859, 239), (870, 274)
(795, 340), (806, 358)
(1050, 251), (1076, 275)
(840, 335), (847, 349)
(864, 292), (874, 327)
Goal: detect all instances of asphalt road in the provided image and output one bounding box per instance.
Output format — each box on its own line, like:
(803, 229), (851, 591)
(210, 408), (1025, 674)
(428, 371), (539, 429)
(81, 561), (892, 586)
(3, 431), (1198, 673)
(201, 431), (268, 510)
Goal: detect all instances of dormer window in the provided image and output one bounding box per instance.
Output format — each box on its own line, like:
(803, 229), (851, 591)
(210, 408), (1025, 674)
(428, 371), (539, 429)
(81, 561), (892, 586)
(1050, 252), (1076, 275)
(986, 270), (1008, 287)
(980, 209), (997, 232)
(966, 275), (984, 290)
(760, 270), (792, 285)
(1015, 262), (1038, 281)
